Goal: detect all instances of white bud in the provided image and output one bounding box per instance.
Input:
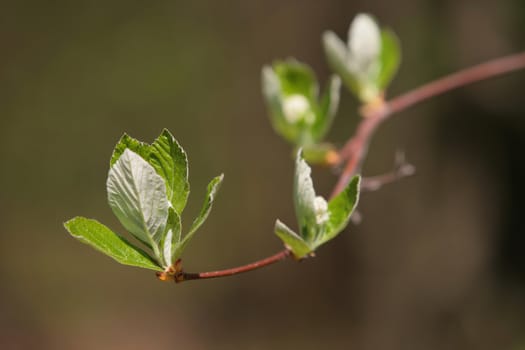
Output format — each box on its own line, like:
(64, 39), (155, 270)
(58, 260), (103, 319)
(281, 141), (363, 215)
(313, 196), (329, 225)
(347, 14), (381, 73)
(282, 94), (313, 124)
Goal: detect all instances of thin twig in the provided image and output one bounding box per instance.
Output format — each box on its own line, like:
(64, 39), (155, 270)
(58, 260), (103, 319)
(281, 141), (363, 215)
(387, 51), (525, 115)
(360, 151), (416, 192)
(331, 112), (385, 198)
(177, 249), (291, 282)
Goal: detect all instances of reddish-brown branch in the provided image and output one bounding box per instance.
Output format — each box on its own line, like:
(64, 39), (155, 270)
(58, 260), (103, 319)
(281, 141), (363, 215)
(331, 112), (386, 198)
(332, 51), (525, 197)
(169, 51), (525, 283)
(177, 249), (291, 282)
(387, 51), (525, 115)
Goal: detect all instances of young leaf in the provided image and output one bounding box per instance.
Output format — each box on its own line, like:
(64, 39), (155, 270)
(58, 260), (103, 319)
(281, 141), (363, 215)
(274, 60), (318, 98)
(110, 130), (190, 214)
(323, 13), (401, 103)
(320, 175), (361, 244)
(110, 134), (149, 167)
(261, 66), (289, 140)
(262, 63), (313, 145)
(160, 207), (182, 266)
(107, 149), (169, 251)
(173, 174), (224, 260)
(64, 217), (162, 271)
(149, 129), (189, 214)
(377, 29), (401, 90)
(313, 75), (341, 141)
(275, 151), (358, 256)
(294, 150), (323, 242)
(274, 219), (312, 259)
(322, 31), (358, 93)
(262, 60), (340, 147)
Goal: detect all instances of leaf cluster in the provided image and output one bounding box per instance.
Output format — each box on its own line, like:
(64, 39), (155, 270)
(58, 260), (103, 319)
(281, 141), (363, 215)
(65, 129), (223, 272)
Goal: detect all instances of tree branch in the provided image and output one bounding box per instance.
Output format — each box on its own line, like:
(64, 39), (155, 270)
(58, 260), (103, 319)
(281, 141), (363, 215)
(167, 51), (525, 283)
(387, 51), (525, 116)
(332, 51), (525, 197)
(175, 249), (291, 283)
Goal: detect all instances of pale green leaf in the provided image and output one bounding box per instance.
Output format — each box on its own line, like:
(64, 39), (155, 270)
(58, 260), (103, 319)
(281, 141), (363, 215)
(173, 174), (224, 259)
(274, 219), (312, 259)
(313, 75), (341, 141)
(262, 65), (294, 142)
(273, 60), (318, 98)
(320, 175), (361, 244)
(323, 31), (358, 94)
(377, 29), (401, 90)
(64, 217), (162, 271)
(110, 130), (190, 214)
(107, 149), (169, 250)
(160, 207), (181, 266)
(262, 61), (320, 146)
(294, 150), (325, 242)
(324, 14), (400, 103)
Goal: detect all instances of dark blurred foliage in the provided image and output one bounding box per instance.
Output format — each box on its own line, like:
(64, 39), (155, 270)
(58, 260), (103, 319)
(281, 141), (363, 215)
(0, 0), (524, 349)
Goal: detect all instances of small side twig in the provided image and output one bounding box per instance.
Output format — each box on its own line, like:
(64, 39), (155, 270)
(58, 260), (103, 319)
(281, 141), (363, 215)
(360, 151), (415, 192)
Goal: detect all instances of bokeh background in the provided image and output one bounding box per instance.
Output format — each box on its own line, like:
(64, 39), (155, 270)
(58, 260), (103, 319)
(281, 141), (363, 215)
(1, 1), (525, 349)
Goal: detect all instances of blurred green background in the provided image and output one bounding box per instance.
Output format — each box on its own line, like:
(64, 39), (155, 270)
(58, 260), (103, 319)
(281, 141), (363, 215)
(1, 1), (525, 349)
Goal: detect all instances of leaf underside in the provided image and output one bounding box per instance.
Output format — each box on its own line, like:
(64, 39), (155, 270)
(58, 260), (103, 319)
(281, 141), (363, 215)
(107, 149), (169, 247)
(110, 129), (189, 214)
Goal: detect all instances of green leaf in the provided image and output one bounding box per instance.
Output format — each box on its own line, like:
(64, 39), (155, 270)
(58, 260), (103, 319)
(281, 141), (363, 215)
(294, 150), (323, 242)
(323, 14), (400, 103)
(107, 149), (169, 252)
(110, 130), (190, 214)
(262, 60), (333, 147)
(377, 29), (401, 90)
(313, 75), (341, 141)
(149, 129), (189, 214)
(320, 175), (361, 244)
(64, 217), (162, 271)
(160, 207), (181, 266)
(273, 60), (318, 98)
(110, 134), (149, 167)
(322, 31), (359, 94)
(173, 174), (224, 259)
(261, 65), (293, 142)
(274, 219), (312, 259)
(275, 154), (359, 256)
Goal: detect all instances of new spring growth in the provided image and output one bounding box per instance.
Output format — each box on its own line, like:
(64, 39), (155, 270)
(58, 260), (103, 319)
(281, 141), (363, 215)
(274, 150), (360, 259)
(282, 94), (314, 124)
(323, 13), (401, 104)
(65, 129), (223, 276)
(262, 59), (341, 147)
